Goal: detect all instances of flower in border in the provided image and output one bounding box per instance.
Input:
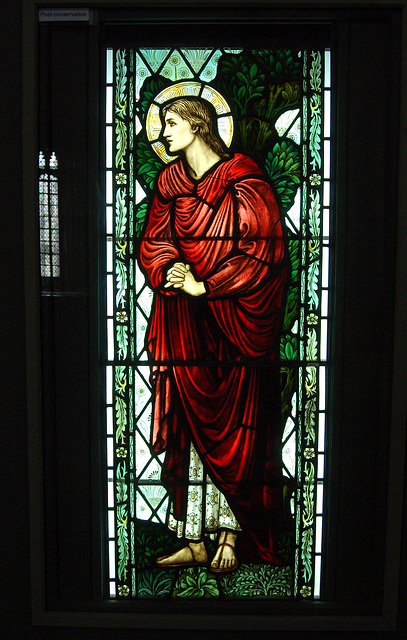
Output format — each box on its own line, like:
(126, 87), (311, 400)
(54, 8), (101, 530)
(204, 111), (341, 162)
(116, 172), (127, 185)
(118, 584), (130, 596)
(116, 447), (127, 458)
(307, 313), (318, 325)
(300, 585), (312, 597)
(309, 173), (321, 186)
(304, 448), (315, 459)
(116, 311), (128, 323)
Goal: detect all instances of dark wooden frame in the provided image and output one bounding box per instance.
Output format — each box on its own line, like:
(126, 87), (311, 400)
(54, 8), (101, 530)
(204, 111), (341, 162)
(23, 0), (407, 631)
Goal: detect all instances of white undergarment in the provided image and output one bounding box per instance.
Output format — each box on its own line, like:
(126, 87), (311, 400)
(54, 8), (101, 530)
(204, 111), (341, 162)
(168, 441), (242, 540)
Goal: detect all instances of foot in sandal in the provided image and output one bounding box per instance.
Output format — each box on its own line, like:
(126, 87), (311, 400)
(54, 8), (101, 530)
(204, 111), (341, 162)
(156, 541), (208, 568)
(210, 531), (239, 573)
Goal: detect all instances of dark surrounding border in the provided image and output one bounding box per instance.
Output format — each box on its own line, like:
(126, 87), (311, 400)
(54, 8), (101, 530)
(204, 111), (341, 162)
(8, 0), (406, 636)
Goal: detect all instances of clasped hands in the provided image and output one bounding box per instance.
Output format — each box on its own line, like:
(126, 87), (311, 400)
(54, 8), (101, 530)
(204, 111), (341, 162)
(164, 262), (206, 297)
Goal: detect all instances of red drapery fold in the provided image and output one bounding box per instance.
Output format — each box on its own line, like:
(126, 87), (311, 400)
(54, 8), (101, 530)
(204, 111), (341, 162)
(139, 154), (288, 562)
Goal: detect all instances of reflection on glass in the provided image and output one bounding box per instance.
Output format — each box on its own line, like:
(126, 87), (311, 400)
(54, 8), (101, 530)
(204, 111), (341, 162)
(106, 48), (113, 84)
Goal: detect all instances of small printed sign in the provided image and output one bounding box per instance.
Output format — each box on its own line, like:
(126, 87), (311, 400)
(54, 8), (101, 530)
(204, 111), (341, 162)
(38, 8), (89, 22)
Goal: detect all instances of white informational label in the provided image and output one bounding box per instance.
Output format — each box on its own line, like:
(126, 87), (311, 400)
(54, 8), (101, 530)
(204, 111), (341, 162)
(38, 8), (90, 22)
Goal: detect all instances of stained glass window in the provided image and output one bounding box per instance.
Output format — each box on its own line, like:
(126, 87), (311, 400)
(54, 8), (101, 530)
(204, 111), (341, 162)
(39, 151), (60, 278)
(104, 46), (332, 601)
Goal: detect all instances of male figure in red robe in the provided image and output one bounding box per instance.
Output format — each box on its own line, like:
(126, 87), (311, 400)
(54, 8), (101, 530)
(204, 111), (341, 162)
(139, 98), (288, 571)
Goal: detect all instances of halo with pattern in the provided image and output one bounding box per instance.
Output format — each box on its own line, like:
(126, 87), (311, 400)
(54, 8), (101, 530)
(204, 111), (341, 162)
(146, 81), (234, 163)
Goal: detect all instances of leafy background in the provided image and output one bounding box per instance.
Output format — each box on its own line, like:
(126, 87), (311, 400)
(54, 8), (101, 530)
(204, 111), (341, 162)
(134, 520), (293, 599)
(135, 49), (301, 217)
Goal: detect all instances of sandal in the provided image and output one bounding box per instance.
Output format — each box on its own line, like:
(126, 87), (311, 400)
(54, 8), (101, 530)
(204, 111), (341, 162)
(155, 543), (207, 568)
(210, 541), (239, 574)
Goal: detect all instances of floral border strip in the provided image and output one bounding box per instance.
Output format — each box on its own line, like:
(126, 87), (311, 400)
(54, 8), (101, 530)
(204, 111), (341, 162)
(114, 49), (131, 598)
(297, 49), (323, 599)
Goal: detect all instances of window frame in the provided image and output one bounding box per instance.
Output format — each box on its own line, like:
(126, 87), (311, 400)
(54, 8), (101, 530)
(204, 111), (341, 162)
(24, 0), (407, 631)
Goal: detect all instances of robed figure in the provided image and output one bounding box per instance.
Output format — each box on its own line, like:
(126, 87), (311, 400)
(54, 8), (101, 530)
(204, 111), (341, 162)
(139, 97), (288, 572)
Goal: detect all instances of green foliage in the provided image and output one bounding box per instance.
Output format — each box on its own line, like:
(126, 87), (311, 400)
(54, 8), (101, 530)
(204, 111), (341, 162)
(116, 325), (128, 360)
(280, 366), (297, 424)
(301, 528), (313, 583)
(213, 49), (300, 160)
(251, 50), (300, 84)
(135, 76), (169, 195)
(216, 52), (265, 118)
(306, 328), (318, 361)
(115, 365), (127, 395)
(117, 503), (129, 580)
(309, 190), (321, 239)
(114, 51), (128, 170)
(137, 569), (174, 598)
(139, 75), (171, 122)
(288, 238), (300, 283)
(283, 285), (299, 334)
(310, 94), (322, 171)
(307, 260), (320, 310)
(115, 260), (127, 308)
(135, 521), (174, 569)
(116, 463), (129, 581)
(173, 567), (219, 599)
(115, 188), (127, 239)
(280, 334), (298, 361)
(304, 397), (316, 445)
(310, 50), (322, 94)
(115, 119), (127, 171)
(115, 50), (127, 117)
(264, 141), (300, 211)
(303, 461), (315, 529)
(136, 133), (164, 192)
(220, 564), (292, 598)
(116, 462), (128, 503)
(115, 396), (127, 445)
(278, 530), (295, 565)
(135, 202), (148, 237)
(283, 239), (300, 331)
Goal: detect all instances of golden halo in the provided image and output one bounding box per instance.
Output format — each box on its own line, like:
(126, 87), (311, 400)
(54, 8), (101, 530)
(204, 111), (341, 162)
(145, 81), (234, 164)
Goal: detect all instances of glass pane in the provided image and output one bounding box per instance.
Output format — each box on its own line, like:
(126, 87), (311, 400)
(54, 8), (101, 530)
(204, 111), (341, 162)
(106, 86), (113, 124)
(324, 90), (331, 138)
(106, 170), (113, 204)
(318, 413), (325, 451)
(314, 555), (322, 597)
(106, 126), (113, 168)
(105, 44), (333, 602)
(324, 140), (331, 179)
(324, 49), (331, 88)
(106, 48), (113, 84)
(106, 366), (113, 405)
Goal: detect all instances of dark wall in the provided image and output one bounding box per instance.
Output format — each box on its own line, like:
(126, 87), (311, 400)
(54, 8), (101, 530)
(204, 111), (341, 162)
(1, 1), (406, 638)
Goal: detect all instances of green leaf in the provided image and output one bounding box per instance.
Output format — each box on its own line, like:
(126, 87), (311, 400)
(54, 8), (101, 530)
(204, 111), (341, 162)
(138, 570), (174, 598)
(264, 139), (301, 210)
(220, 564), (292, 598)
(249, 63), (258, 78)
(135, 202), (148, 237)
(280, 334), (298, 361)
(173, 568), (219, 599)
(237, 85), (246, 100)
(116, 325), (128, 360)
(236, 71), (248, 84)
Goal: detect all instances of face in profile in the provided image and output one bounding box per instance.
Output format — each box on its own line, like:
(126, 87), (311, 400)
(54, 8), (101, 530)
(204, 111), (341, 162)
(163, 111), (196, 154)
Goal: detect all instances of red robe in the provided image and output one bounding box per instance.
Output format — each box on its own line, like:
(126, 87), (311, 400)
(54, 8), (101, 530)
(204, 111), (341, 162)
(139, 153), (288, 562)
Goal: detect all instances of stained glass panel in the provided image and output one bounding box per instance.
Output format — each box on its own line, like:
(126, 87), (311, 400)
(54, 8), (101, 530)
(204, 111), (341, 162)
(104, 45), (332, 600)
(38, 151), (60, 278)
